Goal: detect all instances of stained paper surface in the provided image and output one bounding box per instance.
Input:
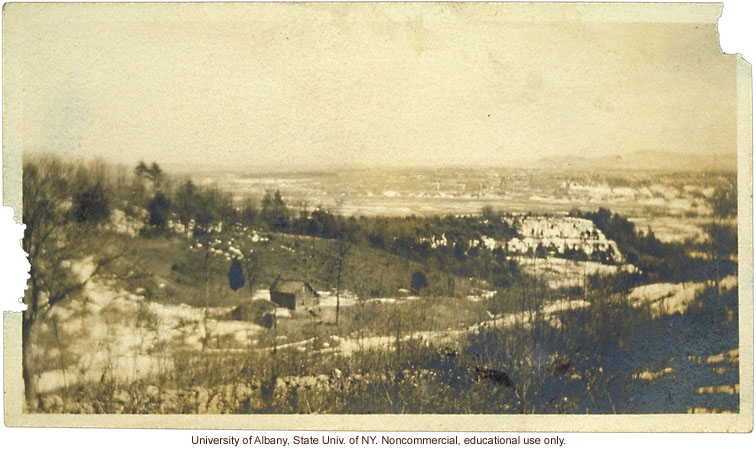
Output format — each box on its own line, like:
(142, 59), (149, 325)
(2, 2), (752, 431)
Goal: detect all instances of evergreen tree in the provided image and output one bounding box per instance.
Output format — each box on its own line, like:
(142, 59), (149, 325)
(147, 192), (170, 229)
(228, 258), (245, 291)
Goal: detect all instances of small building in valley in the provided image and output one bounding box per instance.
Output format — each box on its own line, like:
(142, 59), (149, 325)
(269, 276), (320, 310)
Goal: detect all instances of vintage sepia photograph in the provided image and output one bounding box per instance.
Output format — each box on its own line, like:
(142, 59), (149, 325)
(1, 2), (752, 431)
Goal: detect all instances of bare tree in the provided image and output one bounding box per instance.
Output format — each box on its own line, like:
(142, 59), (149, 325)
(174, 179), (197, 228)
(193, 206), (215, 349)
(326, 196), (353, 327)
(243, 250), (259, 300)
(333, 237), (353, 326)
(706, 186), (738, 294)
(22, 156), (126, 401)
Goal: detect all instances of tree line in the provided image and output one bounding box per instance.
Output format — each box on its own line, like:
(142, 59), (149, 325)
(575, 195), (737, 285)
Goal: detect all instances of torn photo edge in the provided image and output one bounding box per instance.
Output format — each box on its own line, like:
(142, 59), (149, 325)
(1, 1), (752, 431)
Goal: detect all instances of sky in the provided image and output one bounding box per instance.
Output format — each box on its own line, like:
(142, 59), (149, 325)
(3, 3), (739, 171)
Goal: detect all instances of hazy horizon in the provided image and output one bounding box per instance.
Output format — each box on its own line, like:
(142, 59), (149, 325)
(5, 3), (738, 170)
(22, 147), (737, 176)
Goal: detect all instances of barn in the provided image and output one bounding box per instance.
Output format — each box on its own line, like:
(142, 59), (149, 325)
(269, 276), (320, 310)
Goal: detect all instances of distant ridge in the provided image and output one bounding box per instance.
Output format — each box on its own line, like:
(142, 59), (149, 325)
(161, 149), (737, 174)
(533, 150), (736, 172)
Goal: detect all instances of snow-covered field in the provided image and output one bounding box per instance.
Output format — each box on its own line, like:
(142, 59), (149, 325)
(515, 256), (635, 289)
(628, 216), (714, 243)
(629, 275), (737, 317)
(35, 259), (266, 393)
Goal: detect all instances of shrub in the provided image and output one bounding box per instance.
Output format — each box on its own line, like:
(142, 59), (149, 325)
(411, 271), (428, 293)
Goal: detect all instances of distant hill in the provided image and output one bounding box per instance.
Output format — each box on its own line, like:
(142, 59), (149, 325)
(533, 150), (737, 172)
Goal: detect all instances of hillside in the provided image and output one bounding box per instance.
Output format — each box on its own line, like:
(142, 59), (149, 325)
(20, 154), (740, 415)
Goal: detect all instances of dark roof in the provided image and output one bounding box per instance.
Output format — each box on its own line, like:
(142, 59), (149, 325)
(270, 278), (319, 296)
